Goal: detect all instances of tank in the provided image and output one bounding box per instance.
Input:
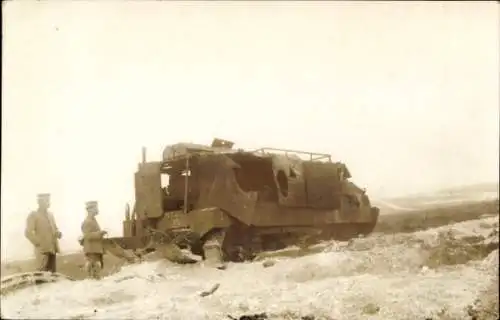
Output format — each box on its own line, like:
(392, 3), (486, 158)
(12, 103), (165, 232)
(105, 138), (379, 266)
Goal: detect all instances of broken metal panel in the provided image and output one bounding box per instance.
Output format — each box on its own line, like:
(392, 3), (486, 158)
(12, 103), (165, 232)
(277, 175), (308, 207)
(102, 239), (140, 263)
(104, 236), (151, 251)
(339, 193), (373, 221)
(162, 139), (237, 163)
(160, 156), (200, 213)
(336, 162), (352, 179)
(162, 143), (214, 162)
(167, 173), (197, 202)
(271, 155), (307, 207)
(187, 207), (232, 239)
(135, 162), (163, 219)
(211, 138), (234, 149)
(227, 153), (280, 213)
(339, 181), (373, 220)
(195, 155), (257, 225)
(157, 210), (190, 230)
(303, 162), (342, 209)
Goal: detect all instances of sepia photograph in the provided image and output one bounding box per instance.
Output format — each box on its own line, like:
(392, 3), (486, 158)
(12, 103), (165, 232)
(1, 1), (499, 319)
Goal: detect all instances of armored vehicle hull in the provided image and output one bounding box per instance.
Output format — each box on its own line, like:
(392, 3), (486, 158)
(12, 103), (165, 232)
(106, 139), (380, 265)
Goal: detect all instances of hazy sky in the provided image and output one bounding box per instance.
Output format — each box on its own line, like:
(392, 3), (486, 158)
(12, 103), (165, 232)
(2, 1), (499, 260)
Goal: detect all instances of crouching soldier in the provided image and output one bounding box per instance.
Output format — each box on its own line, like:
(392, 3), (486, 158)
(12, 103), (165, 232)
(80, 201), (107, 279)
(25, 193), (62, 273)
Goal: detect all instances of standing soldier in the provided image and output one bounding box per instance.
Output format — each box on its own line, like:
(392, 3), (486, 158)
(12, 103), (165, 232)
(81, 201), (107, 279)
(24, 193), (62, 273)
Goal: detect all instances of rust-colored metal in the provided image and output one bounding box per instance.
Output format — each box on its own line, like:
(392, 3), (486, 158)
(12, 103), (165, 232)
(114, 138), (380, 264)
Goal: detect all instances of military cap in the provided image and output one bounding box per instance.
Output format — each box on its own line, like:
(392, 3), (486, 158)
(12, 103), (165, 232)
(85, 201), (98, 209)
(37, 193), (51, 199)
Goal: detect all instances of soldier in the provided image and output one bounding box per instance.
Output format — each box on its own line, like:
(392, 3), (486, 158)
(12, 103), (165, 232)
(24, 193), (62, 273)
(81, 201), (107, 279)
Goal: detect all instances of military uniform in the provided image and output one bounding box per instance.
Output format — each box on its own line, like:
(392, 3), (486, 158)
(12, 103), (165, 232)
(81, 201), (106, 279)
(24, 193), (62, 273)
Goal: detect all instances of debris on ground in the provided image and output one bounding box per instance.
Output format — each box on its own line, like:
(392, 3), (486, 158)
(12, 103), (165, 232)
(262, 260), (276, 268)
(104, 240), (141, 264)
(216, 264), (228, 270)
(199, 283), (220, 297)
(226, 313), (327, 320)
(423, 229), (499, 268)
(465, 279), (499, 320)
(1, 271), (75, 296)
(227, 313), (268, 320)
(113, 273), (165, 283)
(362, 303), (380, 315)
(113, 275), (137, 283)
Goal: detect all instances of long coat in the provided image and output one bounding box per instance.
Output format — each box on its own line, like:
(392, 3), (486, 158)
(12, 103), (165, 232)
(25, 210), (60, 255)
(81, 216), (104, 254)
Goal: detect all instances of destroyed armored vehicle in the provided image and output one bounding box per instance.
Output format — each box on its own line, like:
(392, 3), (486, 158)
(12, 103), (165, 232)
(106, 138), (380, 265)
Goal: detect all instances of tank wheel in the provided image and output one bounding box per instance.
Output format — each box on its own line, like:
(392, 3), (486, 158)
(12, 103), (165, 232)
(190, 241), (205, 259)
(220, 222), (256, 263)
(202, 229), (227, 269)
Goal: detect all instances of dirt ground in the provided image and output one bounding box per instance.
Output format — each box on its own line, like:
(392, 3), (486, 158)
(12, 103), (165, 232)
(1, 252), (126, 281)
(1, 199), (498, 281)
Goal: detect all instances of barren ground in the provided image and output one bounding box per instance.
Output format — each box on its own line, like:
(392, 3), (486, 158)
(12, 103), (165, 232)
(1, 197), (498, 320)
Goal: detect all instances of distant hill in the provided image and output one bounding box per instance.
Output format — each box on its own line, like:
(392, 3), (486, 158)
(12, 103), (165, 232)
(373, 182), (499, 214)
(434, 182), (499, 195)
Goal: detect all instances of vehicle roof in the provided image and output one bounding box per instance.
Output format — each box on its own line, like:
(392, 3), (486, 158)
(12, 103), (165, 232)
(159, 143), (351, 178)
(162, 143), (331, 164)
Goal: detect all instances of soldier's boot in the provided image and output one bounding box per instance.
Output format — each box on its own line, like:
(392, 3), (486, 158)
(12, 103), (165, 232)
(84, 260), (101, 280)
(84, 260), (92, 278)
(91, 261), (102, 280)
(36, 253), (50, 272)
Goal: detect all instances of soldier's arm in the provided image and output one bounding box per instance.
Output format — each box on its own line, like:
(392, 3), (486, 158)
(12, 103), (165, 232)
(53, 215), (60, 233)
(52, 213), (62, 236)
(82, 220), (105, 240)
(24, 213), (39, 246)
